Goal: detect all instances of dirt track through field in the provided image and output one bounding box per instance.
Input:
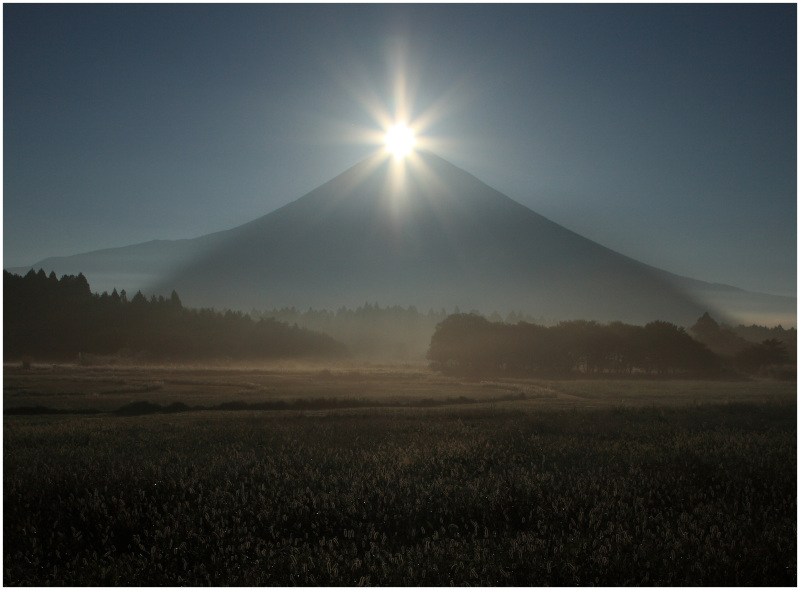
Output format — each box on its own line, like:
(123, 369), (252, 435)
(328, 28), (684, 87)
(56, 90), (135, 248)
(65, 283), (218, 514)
(4, 363), (795, 416)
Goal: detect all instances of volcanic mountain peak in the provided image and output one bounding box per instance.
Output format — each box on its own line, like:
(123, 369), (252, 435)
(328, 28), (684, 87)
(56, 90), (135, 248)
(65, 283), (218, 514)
(245, 150), (517, 231)
(140, 152), (703, 323)
(8, 151), (795, 327)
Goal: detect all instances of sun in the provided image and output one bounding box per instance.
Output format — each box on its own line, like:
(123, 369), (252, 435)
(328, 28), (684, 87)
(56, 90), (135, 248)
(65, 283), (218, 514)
(384, 122), (416, 159)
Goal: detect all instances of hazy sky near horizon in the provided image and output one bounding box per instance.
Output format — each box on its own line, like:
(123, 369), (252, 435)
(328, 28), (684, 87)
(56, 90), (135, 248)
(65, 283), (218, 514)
(4, 3), (796, 296)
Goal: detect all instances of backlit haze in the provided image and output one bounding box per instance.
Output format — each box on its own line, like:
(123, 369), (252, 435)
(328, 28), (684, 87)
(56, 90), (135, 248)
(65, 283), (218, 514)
(4, 4), (796, 302)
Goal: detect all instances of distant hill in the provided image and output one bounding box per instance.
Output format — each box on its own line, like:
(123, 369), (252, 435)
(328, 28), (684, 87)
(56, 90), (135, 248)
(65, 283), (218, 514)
(8, 151), (795, 327)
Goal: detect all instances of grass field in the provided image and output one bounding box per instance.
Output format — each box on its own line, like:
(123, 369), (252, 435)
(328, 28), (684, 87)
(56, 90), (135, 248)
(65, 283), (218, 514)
(4, 363), (796, 585)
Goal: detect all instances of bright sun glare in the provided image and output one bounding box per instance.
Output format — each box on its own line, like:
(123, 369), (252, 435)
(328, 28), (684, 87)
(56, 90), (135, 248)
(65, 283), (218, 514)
(384, 122), (416, 159)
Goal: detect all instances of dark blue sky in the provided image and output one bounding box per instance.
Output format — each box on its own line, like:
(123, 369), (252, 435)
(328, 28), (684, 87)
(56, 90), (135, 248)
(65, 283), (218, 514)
(4, 4), (796, 296)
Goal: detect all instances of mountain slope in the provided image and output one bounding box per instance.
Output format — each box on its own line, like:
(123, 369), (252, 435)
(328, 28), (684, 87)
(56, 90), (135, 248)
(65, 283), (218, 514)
(148, 151), (710, 324)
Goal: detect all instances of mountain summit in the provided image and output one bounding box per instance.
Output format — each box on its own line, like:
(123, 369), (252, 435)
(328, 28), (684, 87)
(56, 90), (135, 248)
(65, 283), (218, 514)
(11, 151), (794, 326)
(154, 150), (707, 324)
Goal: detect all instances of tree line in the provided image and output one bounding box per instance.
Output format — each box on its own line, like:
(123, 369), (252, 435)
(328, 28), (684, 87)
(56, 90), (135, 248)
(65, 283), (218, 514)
(6, 268), (792, 373)
(4, 270), (346, 362)
(688, 312), (794, 378)
(427, 313), (792, 378)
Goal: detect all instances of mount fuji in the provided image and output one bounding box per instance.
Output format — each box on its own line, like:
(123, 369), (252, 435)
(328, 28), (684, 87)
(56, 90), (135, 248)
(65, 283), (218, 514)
(10, 151), (795, 327)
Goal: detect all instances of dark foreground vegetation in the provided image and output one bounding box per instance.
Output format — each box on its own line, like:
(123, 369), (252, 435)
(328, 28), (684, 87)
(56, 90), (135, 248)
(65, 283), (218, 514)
(428, 313), (794, 378)
(4, 270), (345, 362)
(4, 400), (795, 586)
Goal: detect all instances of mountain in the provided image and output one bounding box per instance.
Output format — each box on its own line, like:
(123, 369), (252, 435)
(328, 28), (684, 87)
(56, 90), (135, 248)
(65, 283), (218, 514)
(8, 151), (795, 327)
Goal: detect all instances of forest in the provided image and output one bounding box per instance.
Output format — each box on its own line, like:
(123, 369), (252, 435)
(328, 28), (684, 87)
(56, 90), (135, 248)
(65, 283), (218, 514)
(427, 313), (793, 378)
(254, 304), (795, 368)
(4, 269), (795, 377)
(3, 270), (346, 362)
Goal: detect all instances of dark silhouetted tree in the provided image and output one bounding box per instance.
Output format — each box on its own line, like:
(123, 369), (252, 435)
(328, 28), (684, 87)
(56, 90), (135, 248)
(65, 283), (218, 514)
(735, 338), (790, 373)
(428, 313), (720, 378)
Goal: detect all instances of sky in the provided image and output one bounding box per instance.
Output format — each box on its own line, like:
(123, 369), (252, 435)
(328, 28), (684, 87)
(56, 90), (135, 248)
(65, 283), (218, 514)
(4, 3), (796, 297)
